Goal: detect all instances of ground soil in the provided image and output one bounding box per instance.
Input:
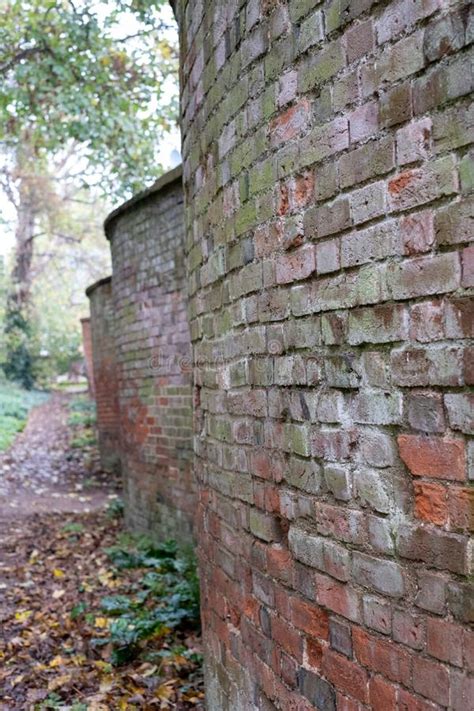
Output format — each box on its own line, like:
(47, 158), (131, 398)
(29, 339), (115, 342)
(0, 393), (203, 710)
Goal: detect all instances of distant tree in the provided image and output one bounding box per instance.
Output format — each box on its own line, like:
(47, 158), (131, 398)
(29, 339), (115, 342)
(0, 0), (178, 386)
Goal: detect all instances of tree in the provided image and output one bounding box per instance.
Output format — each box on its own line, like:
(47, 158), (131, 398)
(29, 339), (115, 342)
(0, 0), (179, 386)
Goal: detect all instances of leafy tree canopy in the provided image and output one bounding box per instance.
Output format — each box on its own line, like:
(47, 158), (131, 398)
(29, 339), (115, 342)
(0, 0), (179, 199)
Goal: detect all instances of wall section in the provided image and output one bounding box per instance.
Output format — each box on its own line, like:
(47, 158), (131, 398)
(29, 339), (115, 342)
(105, 166), (196, 544)
(176, 1), (473, 709)
(80, 317), (95, 398)
(86, 276), (121, 474)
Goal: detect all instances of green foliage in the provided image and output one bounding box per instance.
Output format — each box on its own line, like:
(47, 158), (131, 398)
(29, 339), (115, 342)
(0, 0), (178, 200)
(0, 379), (48, 450)
(2, 306), (35, 389)
(70, 430), (97, 448)
(106, 497), (125, 519)
(94, 537), (200, 665)
(68, 395), (97, 448)
(69, 397), (96, 413)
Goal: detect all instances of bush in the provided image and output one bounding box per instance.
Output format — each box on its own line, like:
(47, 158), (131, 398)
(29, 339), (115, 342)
(93, 536), (201, 666)
(0, 380), (49, 451)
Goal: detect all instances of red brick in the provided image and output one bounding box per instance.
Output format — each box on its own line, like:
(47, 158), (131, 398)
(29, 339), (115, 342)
(315, 502), (365, 544)
(271, 615), (303, 661)
(336, 693), (364, 711)
(451, 671), (474, 711)
(448, 487), (474, 532)
(414, 481), (448, 525)
(251, 450), (284, 482)
(397, 688), (443, 711)
(291, 171), (315, 209)
(266, 545), (293, 583)
(315, 574), (361, 623)
(369, 675), (397, 711)
(463, 628), (474, 673)
(426, 618), (463, 666)
(305, 636), (324, 670)
(290, 597), (329, 639)
(413, 656), (449, 706)
(321, 648), (369, 703)
(398, 435), (466, 481)
(352, 627), (412, 686)
(270, 99), (311, 146)
(401, 210), (435, 255)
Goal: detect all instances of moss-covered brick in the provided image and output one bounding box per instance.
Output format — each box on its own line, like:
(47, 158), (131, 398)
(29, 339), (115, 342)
(175, 0), (474, 705)
(297, 39), (344, 93)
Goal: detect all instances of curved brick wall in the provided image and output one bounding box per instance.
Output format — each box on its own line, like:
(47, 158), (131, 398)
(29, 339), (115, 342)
(105, 166), (195, 543)
(80, 317), (95, 397)
(176, 1), (473, 709)
(86, 277), (121, 474)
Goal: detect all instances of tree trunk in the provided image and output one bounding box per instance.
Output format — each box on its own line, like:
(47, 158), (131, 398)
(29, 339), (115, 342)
(9, 144), (38, 316)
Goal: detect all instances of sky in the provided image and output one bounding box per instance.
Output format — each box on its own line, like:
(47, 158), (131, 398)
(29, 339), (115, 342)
(0, 1), (180, 261)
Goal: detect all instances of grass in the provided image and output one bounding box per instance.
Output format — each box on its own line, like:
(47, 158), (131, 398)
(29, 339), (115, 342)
(67, 395), (97, 448)
(0, 380), (49, 451)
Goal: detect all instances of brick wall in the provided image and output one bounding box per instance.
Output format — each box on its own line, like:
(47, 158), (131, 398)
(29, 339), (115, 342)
(105, 166), (196, 543)
(80, 317), (95, 398)
(86, 276), (121, 474)
(176, 1), (473, 708)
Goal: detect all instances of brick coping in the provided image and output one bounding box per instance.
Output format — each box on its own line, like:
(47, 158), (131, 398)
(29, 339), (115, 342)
(103, 165), (183, 240)
(85, 275), (113, 298)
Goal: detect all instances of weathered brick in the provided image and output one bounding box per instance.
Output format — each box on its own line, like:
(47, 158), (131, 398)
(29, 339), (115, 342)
(323, 463), (352, 501)
(315, 573), (361, 623)
(388, 252), (460, 300)
(289, 522), (324, 569)
(329, 618), (352, 657)
(396, 118), (432, 166)
(353, 552), (405, 598)
(435, 197), (473, 246)
(407, 391), (445, 433)
(275, 244), (315, 284)
(354, 468), (391, 514)
(347, 304), (406, 344)
(341, 221), (401, 268)
(391, 345), (464, 387)
(397, 523), (468, 574)
(412, 656), (449, 706)
(392, 609), (425, 650)
(400, 210), (434, 255)
(304, 196), (351, 238)
(339, 136), (395, 189)
(297, 39), (345, 93)
(414, 481), (448, 526)
(388, 156), (458, 212)
(415, 571), (446, 615)
(344, 19), (375, 64)
(376, 0), (441, 44)
(269, 99), (311, 146)
(298, 668), (336, 711)
(427, 617), (463, 666)
(363, 595), (392, 635)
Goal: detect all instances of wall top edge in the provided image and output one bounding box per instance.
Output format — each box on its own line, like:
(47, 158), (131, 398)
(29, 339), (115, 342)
(103, 164), (183, 240)
(85, 275), (113, 298)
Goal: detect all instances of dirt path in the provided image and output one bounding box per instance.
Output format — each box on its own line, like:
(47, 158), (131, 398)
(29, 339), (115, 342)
(0, 392), (118, 521)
